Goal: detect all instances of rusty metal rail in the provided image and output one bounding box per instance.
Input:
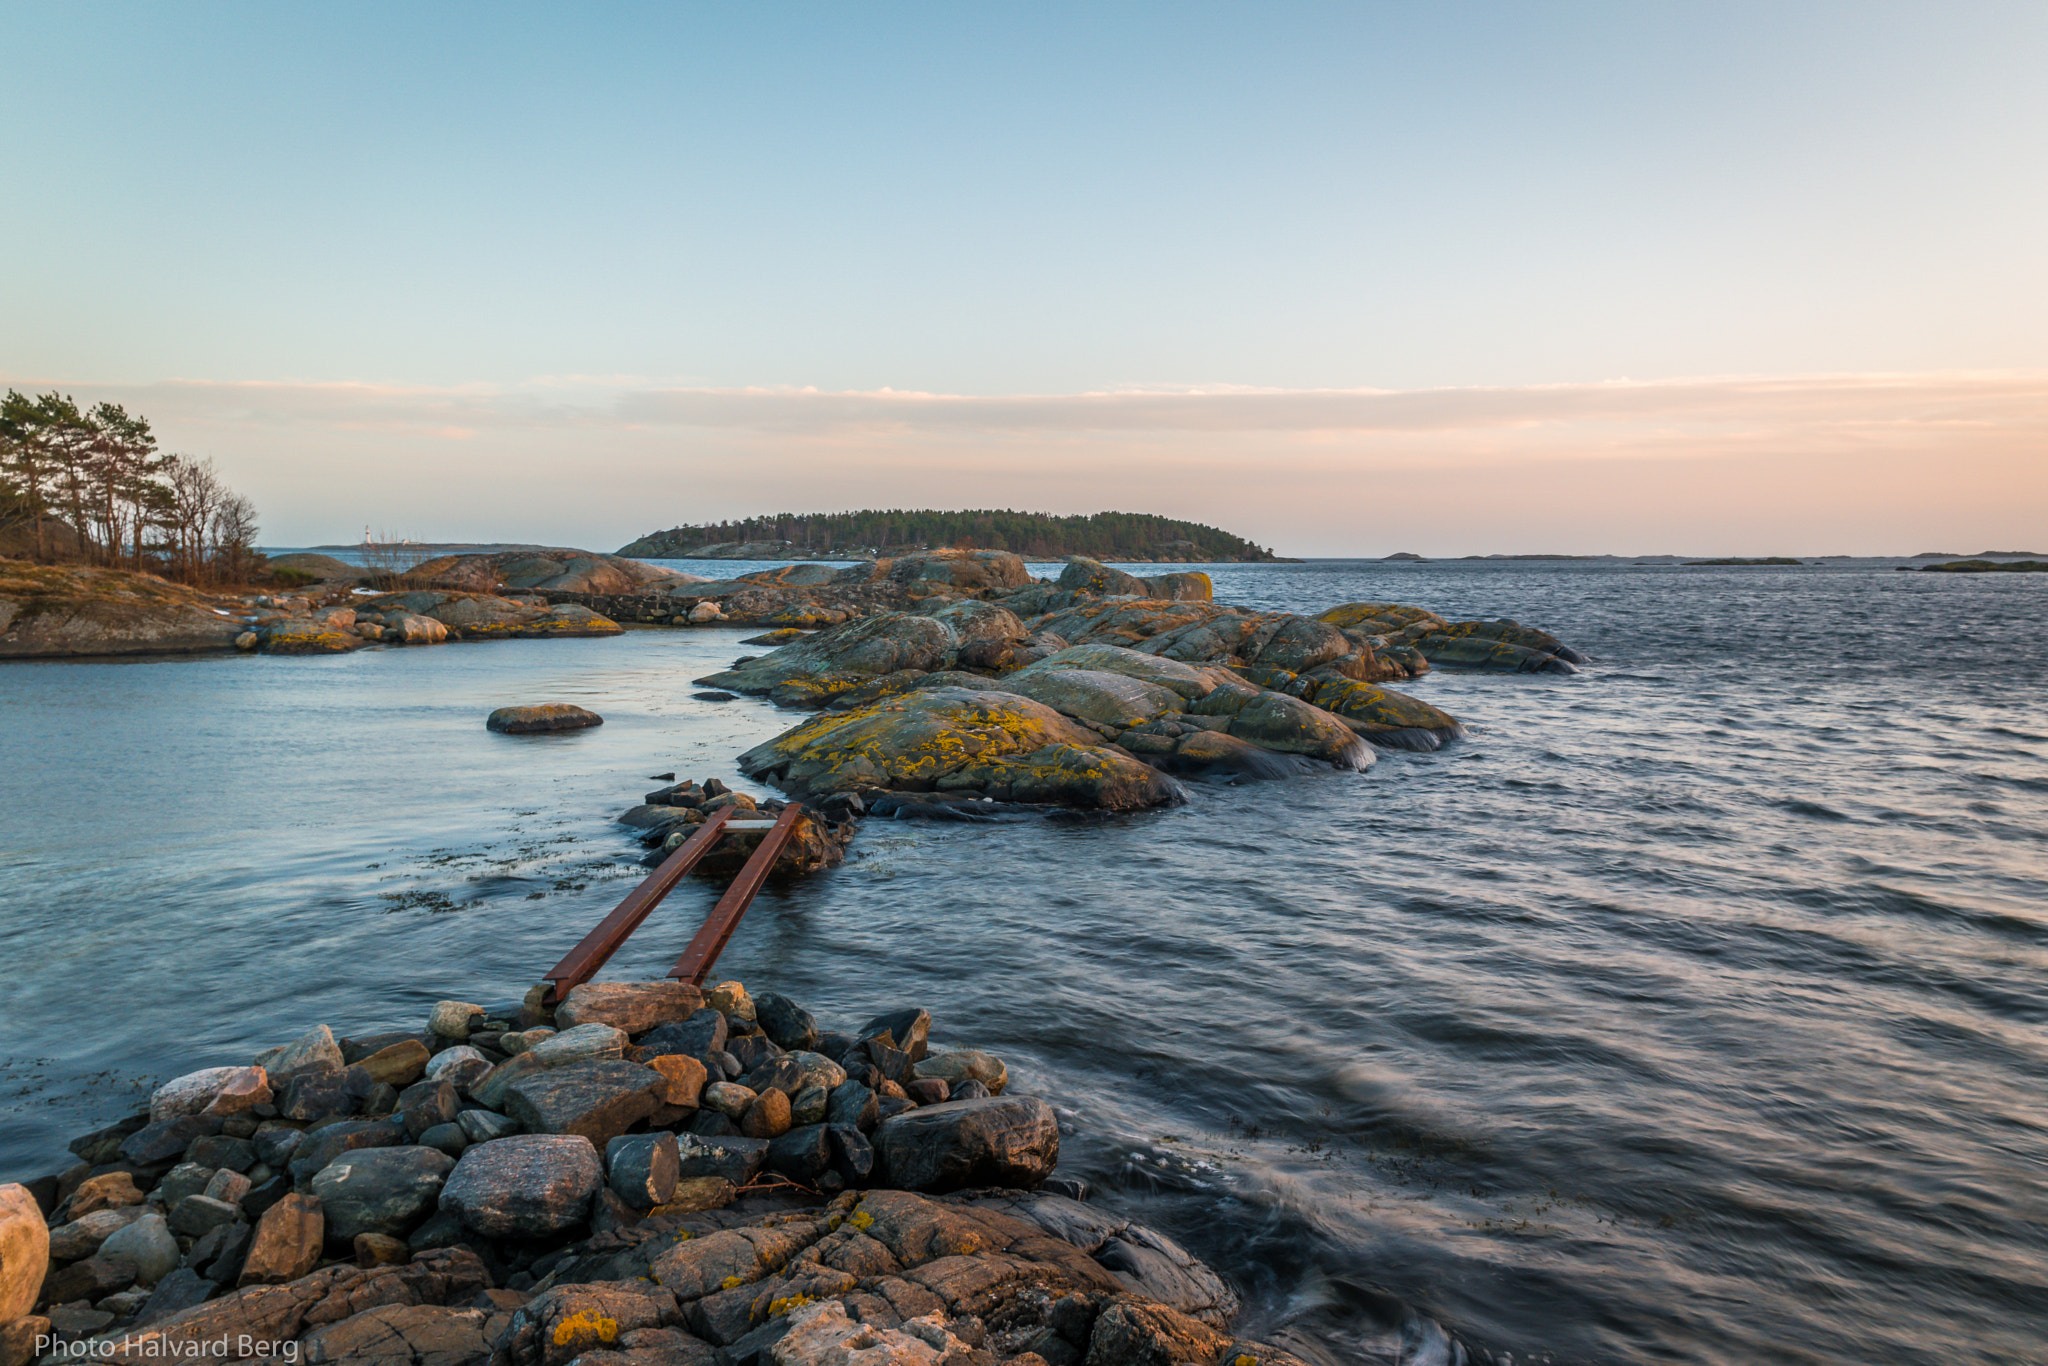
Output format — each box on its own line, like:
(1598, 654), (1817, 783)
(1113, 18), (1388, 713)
(668, 801), (804, 986)
(540, 806), (737, 1004)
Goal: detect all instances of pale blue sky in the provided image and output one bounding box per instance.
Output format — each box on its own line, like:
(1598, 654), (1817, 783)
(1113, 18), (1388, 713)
(4, 3), (2044, 551)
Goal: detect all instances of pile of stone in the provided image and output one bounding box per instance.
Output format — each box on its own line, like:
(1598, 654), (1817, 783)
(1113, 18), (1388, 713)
(616, 777), (860, 875)
(3, 979), (1306, 1366)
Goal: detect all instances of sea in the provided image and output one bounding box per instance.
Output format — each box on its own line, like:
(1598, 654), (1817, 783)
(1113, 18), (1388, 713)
(3, 557), (2044, 1365)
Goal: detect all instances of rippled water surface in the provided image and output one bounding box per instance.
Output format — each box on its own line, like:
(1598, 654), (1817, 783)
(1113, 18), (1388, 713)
(5, 560), (2047, 1365)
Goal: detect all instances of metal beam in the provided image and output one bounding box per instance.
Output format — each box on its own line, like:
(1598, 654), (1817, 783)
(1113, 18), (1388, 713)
(541, 806), (736, 1003)
(667, 802), (805, 986)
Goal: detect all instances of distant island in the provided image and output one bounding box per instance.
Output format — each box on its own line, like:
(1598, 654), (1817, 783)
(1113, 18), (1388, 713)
(1685, 557), (1804, 566)
(618, 509), (1286, 562)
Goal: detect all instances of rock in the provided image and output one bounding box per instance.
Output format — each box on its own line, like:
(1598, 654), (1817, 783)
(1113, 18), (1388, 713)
(311, 1147), (455, 1241)
(203, 1168), (252, 1205)
(266, 1024), (346, 1082)
(357, 1039), (431, 1088)
(1057, 556), (1151, 597)
(1141, 570), (1214, 601)
(503, 1061), (664, 1146)
(753, 993), (820, 1052)
(950, 1079), (991, 1102)
(188, 1133), (256, 1171)
(740, 1088), (793, 1140)
(279, 1065), (377, 1122)
(388, 611), (449, 645)
(399, 1079), (463, 1139)
(352, 1232), (410, 1268)
(857, 1009), (933, 1062)
(120, 1114), (218, 1166)
(0, 564), (247, 658)
(455, 1110), (519, 1144)
(645, 1054), (709, 1108)
(150, 1066), (272, 1122)
(237, 1194), (324, 1286)
(159, 1161), (218, 1210)
(438, 1135), (602, 1238)
(702, 1082), (758, 1121)
(0, 1317), (46, 1366)
(688, 601), (724, 623)
(66, 1170), (146, 1216)
(189, 1219), (252, 1285)
(763, 1124), (831, 1182)
(427, 1002), (483, 1040)
(555, 981), (706, 1035)
(706, 981), (756, 1021)
(826, 1081), (880, 1133)
(417, 1123), (469, 1158)
(1223, 690), (1372, 769)
(999, 666), (1182, 731)
(743, 1051), (847, 1099)
(0, 1183), (50, 1321)
(134, 1268), (213, 1324)
(738, 687), (1181, 810)
(905, 1078), (950, 1106)
(912, 1049), (1008, 1095)
(872, 1096), (1060, 1192)
(655, 1176), (737, 1215)
(674, 1134), (768, 1187)
(258, 619), (366, 654)
(606, 1133), (680, 1210)
(47, 1206), (148, 1260)
(43, 1253), (139, 1306)
(470, 1024), (630, 1109)
(696, 612), (961, 705)
(253, 1124), (306, 1167)
(411, 547), (694, 595)
(770, 1300), (956, 1366)
(487, 704), (605, 733)
(288, 1119), (404, 1187)
(791, 1085), (829, 1127)
(168, 1194), (242, 1238)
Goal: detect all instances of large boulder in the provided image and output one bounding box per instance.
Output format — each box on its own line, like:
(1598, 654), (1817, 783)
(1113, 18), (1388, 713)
(1056, 557), (1149, 597)
(737, 687), (1181, 810)
(97, 1212), (180, 1286)
(501, 1061), (665, 1145)
(149, 1066), (271, 1122)
(554, 981), (704, 1035)
(485, 704), (603, 733)
(357, 590), (623, 641)
(0, 1183), (49, 1321)
(310, 1147), (456, 1242)
(871, 1095), (1060, 1192)
(994, 666), (1183, 731)
(238, 1194), (325, 1286)
(438, 1135), (602, 1238)
(696, 612), (960, 706)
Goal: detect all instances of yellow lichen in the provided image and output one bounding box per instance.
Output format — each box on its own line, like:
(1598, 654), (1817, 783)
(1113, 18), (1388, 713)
(551, 1309), (619, 1348)
(767, 1294), (815, 1318)
(848, 1210), (874, 1232)
(720, 1274), (747, 1290)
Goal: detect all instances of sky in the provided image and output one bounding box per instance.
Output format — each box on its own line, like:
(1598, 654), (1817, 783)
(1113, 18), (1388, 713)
(3, 2), (2044, 555)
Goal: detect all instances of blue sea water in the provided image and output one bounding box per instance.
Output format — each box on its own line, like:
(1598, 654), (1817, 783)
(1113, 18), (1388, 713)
(3, 558), (2046, 1364)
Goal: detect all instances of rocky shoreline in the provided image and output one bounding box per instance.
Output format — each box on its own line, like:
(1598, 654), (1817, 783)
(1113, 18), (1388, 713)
(0, 980), (1313, 1366)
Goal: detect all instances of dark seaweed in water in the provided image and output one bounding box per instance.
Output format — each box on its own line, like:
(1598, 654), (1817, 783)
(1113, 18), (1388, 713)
(2, 557), (2046, 1364)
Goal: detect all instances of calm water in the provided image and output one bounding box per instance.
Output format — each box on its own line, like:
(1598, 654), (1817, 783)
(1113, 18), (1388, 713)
(4, 560), (2046, 1365)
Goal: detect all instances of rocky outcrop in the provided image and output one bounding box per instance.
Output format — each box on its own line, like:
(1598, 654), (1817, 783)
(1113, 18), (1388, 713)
(1318, 601), (1587, 673)
(0, 564), (244, 658)
(699, 614), (963, 705)
(737, 687), (1184, 810)
(354, 591), (622, 642)
(410, 548), (707, 595)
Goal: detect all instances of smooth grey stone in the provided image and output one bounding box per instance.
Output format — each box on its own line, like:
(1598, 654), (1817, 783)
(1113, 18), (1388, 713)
(872, 1096), (1059, 1193)
(311, 1145), (454, 1241)
(168, 1194), (242, 1238)
(456, 1109), (519, 1143)
(604, 1132), (679, 1210)
(418, 1123), (469, 1157)
(438, 1134), (600, 1238)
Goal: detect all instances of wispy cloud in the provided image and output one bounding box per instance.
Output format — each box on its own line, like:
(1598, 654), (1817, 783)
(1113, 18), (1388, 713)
(4, 370), (2042, 554)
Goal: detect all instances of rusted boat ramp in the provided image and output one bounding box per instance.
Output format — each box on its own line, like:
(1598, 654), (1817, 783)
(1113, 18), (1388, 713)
(540, 801), (805, 1002)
